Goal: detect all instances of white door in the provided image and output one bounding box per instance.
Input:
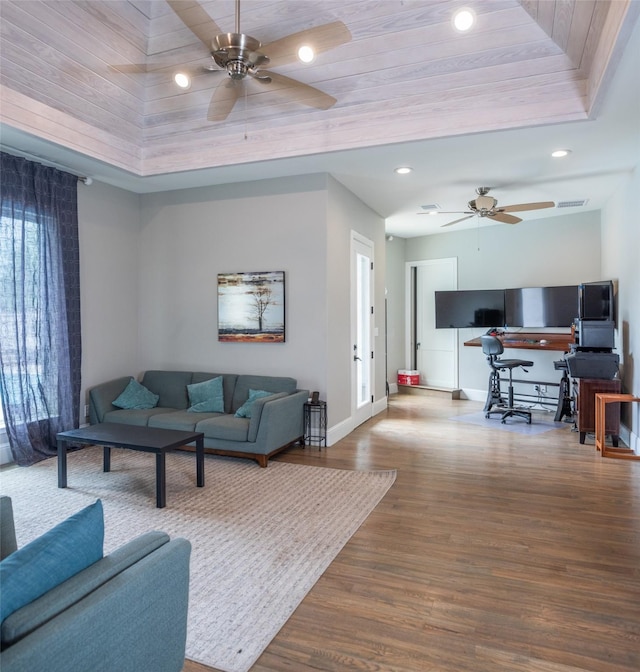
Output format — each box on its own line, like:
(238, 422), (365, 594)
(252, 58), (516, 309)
(351, 233), (374, 427)
(410, 258), (458, 388)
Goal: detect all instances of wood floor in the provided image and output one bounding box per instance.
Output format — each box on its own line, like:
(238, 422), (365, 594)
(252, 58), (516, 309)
(183, 394), (640, 672)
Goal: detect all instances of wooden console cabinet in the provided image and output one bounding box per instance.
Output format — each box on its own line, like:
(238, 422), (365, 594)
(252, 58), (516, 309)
(575, 378), (621, 445)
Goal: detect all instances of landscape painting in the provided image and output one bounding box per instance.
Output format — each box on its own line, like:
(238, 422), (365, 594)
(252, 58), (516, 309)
(218, 271), (285, 342)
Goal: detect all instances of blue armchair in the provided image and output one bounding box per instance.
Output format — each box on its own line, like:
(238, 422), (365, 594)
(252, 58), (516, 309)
(0, 496), (191, 672)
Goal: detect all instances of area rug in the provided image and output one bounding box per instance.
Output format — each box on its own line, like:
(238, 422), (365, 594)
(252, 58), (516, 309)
(450, 410), (571, 435)
(1, 449), (396, 672)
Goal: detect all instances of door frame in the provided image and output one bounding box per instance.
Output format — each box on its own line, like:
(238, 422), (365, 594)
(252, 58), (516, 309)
(404, 258), (458, 387)
(351, 231), (375, 427)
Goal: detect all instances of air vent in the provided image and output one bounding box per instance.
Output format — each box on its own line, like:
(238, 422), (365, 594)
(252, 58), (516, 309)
(420, 203), (440, 210)
(557, 199), (589, 208)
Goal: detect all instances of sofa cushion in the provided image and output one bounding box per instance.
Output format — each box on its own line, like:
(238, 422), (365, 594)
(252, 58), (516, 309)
(234, 389), (274, 418)
(195, 415), (250, 442)
(232, 375), (297, 413)
(148, 410), (220, 432)
(0, 500), (104, 624)
(191, 373), (237, 414)
(187, 376), (224, 413)
(141, 371), (193, 410)
(104, 408), (177, 427)
(112, 379), (159, 410)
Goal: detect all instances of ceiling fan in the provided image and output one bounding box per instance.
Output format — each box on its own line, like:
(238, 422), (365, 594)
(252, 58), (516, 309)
(115, 0), (351, 122)
(419, 187), (555, 227)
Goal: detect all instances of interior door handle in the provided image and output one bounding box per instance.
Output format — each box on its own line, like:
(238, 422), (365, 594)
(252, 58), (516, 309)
(354, 355), (362, 361)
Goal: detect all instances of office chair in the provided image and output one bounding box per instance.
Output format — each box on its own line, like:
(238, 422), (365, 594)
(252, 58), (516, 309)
(481, 334), (534, 424)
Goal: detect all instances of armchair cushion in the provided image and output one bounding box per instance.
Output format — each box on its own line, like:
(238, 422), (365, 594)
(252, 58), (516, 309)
(0, 500), (104, 623)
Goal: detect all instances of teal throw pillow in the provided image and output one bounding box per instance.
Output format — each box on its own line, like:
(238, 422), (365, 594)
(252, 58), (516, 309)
(234, 389), (273, 418)
(187, 376), (224, 413)
(0, 500), (104, 623)
(112, 378), (159, 410)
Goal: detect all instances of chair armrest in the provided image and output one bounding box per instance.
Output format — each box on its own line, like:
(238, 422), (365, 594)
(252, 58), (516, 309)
(1, 531), (170, 647)
(251, 389), (309, 449)
(0, 537), (191, 672)
(88, 377), (132, 423)
(0, 496), (17, 560)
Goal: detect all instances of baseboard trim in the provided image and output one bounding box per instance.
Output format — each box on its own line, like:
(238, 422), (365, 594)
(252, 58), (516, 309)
(326, 396), (388, 447)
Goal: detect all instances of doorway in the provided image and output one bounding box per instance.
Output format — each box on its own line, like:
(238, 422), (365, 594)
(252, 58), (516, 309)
(406, 258), (458, 388)
(351, 232), (374, 427)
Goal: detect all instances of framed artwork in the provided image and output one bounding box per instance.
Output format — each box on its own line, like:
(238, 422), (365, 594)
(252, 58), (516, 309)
(218, 271), (285, 342)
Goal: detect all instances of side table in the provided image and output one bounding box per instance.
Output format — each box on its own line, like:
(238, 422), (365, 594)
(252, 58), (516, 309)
(303, 401), (327, 449)
(595, 393), (640, 459)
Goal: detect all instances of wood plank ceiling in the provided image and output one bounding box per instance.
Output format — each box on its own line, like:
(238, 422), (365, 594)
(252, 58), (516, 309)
(0, 1), (635, 178)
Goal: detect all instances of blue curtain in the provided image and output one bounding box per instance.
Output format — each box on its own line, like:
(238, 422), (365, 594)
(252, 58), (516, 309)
(0, 152), (82, 466)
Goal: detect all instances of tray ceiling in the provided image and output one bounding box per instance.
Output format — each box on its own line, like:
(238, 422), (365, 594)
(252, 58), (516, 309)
(0, 0), (635, 177)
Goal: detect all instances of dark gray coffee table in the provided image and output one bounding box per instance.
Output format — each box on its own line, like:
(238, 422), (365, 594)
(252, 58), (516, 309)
(57, 424), (205, 508)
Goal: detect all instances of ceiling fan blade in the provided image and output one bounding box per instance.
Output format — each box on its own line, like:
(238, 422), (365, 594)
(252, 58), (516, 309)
(167, 0), (222, 48)
(489, 212), (522, 224)
(253, 71), (336, 110)
(441, 215), (474, 228)
(207, 79), (241, 122)
(417, 210), (472, 215)
(261, 21), (351, 68)
(500, 201), (555, 213)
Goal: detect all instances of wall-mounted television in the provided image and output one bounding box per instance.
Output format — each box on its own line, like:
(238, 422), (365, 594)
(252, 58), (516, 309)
(435, 289), (505, 329)
(579, 280), (614, 321)
(505, 285), (578, 328)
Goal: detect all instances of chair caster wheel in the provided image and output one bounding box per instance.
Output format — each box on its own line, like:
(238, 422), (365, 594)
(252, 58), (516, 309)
(501, 419), (506, 424)
(485, 413), (490, 419)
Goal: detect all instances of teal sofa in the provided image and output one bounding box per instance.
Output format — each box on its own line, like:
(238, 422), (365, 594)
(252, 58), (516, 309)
(89, 370), (309, 467)
(0, 496), (190, 672)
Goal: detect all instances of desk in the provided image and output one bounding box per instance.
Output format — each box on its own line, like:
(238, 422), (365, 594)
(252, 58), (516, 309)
(464, 331), (573, 352)
(466, 332), (573, 420)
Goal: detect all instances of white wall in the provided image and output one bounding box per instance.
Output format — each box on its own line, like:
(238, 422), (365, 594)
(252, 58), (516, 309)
(601, 165), (640, 449)
(326, 176), (387, 427)
(78, 180), (141, 415)
(387, 211), (602, 395)
(137, 175), (328, 396)
(385, 236), (408, 392)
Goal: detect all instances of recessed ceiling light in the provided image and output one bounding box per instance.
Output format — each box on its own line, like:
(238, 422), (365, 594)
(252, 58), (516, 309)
(297, 45), (315, 63)
(395, 167), (412, 175)
(174, 72), (191, 89)
(452, 8), (475, 32)
(551, 149), (571, 158)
